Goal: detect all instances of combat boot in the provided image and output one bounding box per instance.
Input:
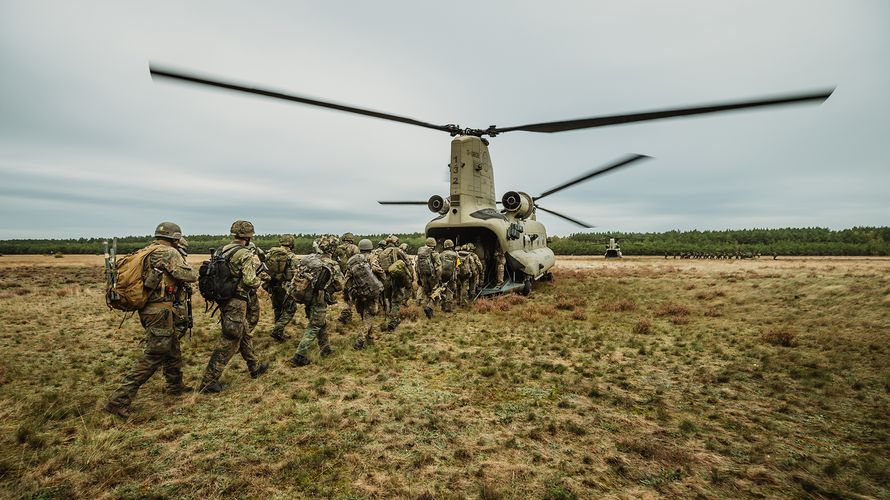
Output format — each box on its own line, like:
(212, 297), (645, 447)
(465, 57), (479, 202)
(290, 353), (310, 367)
(423, 307), (434, 319)
(164, 384), (194, 396)
(250, 362), (269, 379)
(102, 403), (130, 419)
(269, 330), (290, 342)
(199, 382), (226, 394)
(319, 345), (334, 357)
(353, 338), (365, 350)
(338, 309), (353, 324)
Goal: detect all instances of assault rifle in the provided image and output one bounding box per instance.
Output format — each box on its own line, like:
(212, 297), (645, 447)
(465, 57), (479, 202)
(103, 238), (119, 303)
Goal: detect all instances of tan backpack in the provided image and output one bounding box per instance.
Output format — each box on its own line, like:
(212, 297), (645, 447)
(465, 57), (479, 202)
(106, 244), (161, 311)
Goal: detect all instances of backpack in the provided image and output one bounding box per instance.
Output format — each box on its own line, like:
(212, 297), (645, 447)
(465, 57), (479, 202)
(106, 244), (162, 311)
(387, 259), (411, 288)
(347, 254), (383, 299)
(265, 247), (292, 282)
(416, 246), (434, 277)
(382, 246), (409, 273)
(198, 245), (243, 304)
(287, 254), (331, 304)
(440, 251), (457, 280)
(457, 252), (471, 279)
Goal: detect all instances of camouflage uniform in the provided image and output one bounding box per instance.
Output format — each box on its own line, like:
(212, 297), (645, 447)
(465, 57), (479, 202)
(415, 237), (441, 319)
(439, 240), (459, 312)
(336, 233), (360, 323)
(200, 221), (268, 392)
(372, 240), (387, 312)
(465, 243), (484, 299)
(347, 240), (383, 349)
(266, 235), (301, 341)
(456, 246), (473, 307)
(291, 236), (344, 366)
(379, 235), (412, 331)
(105, 224), (197, 415)
(494, 246), (506, 286)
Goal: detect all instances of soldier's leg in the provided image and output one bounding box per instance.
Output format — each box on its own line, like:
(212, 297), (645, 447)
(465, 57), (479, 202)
(270, 287), (294, 341)
(246, 294), (260, 334)
(270, 286), (284, 324)
(337, 291), (354, 324)
(106, 309), (173, 409)
(295, 304), (327, 358)
(161, 333), (187, 392)
(200, 299), (247, 387)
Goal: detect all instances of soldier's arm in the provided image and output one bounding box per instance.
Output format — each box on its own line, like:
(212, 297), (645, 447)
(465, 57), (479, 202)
(368, 254), (385, 277)
(236, 250), (262, 289)
(329, 264), (345, 292)
(156, 248), (198, 283)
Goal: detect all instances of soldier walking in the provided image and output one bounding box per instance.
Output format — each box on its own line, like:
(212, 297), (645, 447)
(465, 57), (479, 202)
(199, 220), (269, 393)
(377, 235), (412, 331)
(415, 237), (441, 319)
(439, 239), (459, 312)
(104, 222), (197, 418)
(336, 233), (360, 324)
(291, 236), (344, 367)
(465, 243), (484, 300)
(265, 234), (301, 342)
(347, 239), (384, 350)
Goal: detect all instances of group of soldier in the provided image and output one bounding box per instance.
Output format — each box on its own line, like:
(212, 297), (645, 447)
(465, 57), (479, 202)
(665, 251), (772, 260)
(103, 220), (491, 418)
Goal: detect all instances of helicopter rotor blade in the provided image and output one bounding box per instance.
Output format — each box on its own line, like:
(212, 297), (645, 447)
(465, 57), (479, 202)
(535, 154), (651, 201)
(150, 64), (454, 134)
(492, 88), (834, 134)
(535, 205), (594, 229)
(377, 201), (428, 205)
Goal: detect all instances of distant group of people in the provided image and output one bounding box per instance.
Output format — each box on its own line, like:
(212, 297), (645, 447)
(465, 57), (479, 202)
(665, 251), (773, 260)
(103, 220), (497, 418)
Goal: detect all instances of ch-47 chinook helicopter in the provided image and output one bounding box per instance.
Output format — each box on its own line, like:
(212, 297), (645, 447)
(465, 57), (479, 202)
(149, 64), (833, 296)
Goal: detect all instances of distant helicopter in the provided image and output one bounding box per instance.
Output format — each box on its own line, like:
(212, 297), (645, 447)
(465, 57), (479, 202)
(149, 64), (833, 295)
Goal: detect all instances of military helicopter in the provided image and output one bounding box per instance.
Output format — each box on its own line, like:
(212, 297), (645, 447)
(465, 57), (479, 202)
(149, 64), (833, 295)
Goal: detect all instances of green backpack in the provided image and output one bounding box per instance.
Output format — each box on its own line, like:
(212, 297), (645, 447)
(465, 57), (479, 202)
(265, 247), (292, 283)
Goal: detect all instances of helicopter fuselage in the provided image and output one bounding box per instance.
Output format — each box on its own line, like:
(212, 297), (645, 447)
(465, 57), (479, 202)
(424, 136), (555, 288)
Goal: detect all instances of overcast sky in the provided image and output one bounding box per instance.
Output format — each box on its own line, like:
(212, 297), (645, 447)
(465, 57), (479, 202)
(1, 1), (887, 238)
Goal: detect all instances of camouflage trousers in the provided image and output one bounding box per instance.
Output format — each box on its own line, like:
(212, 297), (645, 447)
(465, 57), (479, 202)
(440, 279), (457, 312)
(107, 303), (184, 409)
(416, 274), (438, 311)
(201, 295), (261, 386)
(456, 276), (471, 306)
(269, 283), (297, 337)
(383, 279), (407, 329)
(296, 302), (330, 357)
(353, 295), (379, 345)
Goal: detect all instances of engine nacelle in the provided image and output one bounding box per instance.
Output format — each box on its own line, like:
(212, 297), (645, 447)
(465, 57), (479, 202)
(501, 191), (535, 219)
(427, 195), (451, 215)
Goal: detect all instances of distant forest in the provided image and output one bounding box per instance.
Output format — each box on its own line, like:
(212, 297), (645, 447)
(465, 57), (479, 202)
(1, 227), (888, 256)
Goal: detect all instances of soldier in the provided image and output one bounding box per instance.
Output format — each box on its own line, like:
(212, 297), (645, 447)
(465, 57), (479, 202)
(291, 235), (344, 367)
(265, 234), (301, 342)
(377, 235), (412, 331)
(347, 239), (384, 350)
(494, 246), (506, 287)
(439, 239), (459, 312)
(199, 220), (269, 393)
(456, 244), (473, 307)
(465, 242), (484, 300)
(104, 222), (197, 418)
(415, 237), (441, 319)
(336, 233), (360, 323)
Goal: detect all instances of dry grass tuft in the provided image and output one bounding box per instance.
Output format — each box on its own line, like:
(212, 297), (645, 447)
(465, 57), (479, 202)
(632, 319), (652, 335)
(602, 298), (636, 312)
(762, 328), (797, 347)
(570, 310), (587, 321)
(654, 302), (691, 317)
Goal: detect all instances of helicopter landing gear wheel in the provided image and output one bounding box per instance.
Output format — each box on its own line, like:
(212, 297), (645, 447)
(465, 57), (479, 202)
(521, 277), (532, 296)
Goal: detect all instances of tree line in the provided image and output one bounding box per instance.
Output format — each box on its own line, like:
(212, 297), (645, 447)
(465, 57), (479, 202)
(0, 227), (888, 256)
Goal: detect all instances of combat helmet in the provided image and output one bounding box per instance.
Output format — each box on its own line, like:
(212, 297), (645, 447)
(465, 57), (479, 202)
(386, 234), (399, 245)
(342, 232), (355, 243)
(279, 233), (295, 247)
(443, 239), (454, 249)
(316, 234), (340, 255)
(466, 242), (475, 251)
(378, 240), (386, 248)
(154, 222), (183, 241)
(425, 237), (436, 248)
(230, 220), (255, 238)
(358, 239), (373, 251)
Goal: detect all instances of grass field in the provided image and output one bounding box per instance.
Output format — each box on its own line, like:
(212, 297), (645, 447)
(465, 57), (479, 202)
(0, 255), (888, 498)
